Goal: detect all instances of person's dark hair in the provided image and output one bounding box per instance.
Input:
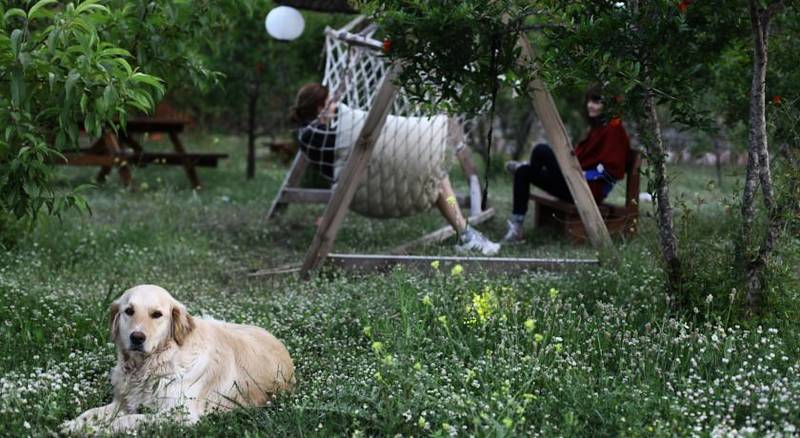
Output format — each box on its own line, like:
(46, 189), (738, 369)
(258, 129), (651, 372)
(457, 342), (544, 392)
(290, 83), (329, 125)
(583, 83), (606, 127)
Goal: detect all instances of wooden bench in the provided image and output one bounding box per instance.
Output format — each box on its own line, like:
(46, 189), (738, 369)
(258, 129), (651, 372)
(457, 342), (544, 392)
(530, 150), (641, 243)
(55, 118), (228, 189)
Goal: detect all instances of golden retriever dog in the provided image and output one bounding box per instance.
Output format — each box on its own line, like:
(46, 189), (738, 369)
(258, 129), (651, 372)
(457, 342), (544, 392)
(62, 285), (294, 434)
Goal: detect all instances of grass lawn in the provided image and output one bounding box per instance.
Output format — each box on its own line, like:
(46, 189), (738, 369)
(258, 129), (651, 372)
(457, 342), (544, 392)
(1, 133), (798, 436)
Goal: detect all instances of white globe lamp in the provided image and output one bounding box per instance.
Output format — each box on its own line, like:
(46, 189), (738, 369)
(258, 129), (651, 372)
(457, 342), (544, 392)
(265, 6), (305, 41)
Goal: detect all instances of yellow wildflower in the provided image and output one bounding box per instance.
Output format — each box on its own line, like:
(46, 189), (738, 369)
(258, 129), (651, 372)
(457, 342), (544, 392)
(451, 264), (464, 276)
(465, 286), (497, 325)
(430, 260), (440, 270)
(524, 318), (536, 332)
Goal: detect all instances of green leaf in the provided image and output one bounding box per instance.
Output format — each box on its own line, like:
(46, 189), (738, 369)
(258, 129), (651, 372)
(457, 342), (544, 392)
(3, 8), (26, 21)
(75, 0), (109, 15)
(103, 85), (117, 112)
(65, 70), (80, 102)
(130, 72), (164, 90)
(28, 0), (57, 21)
(99, 47), (131, 58)
(10, 29), (23, 55)
(80, 93), (88, 114)
(10, 72), (25, 107)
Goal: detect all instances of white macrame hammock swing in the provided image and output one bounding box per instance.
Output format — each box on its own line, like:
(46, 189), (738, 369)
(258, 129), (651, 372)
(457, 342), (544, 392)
(297, 20), (482, 219)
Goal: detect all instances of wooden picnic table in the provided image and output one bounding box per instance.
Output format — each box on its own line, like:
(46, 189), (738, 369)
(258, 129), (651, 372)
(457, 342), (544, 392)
(57, 118), (227, 189)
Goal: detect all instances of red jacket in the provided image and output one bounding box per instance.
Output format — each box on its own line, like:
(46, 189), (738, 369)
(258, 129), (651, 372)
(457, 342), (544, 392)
(574, 118), (631, 200)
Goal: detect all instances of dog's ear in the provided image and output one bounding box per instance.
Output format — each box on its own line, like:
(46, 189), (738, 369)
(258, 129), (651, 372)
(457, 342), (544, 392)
(171, 304), (195, 346)
(108, 301), (121, 343)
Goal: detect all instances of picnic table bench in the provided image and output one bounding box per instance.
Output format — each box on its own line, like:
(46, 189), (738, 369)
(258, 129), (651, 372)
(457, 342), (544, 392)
(56, 118), (227, 189)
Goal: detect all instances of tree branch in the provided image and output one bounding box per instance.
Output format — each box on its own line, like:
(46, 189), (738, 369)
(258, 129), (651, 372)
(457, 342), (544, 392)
(766, 1), (785, 18)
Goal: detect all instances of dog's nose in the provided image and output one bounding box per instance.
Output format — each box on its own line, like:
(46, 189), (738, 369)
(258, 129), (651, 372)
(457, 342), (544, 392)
(130, 331), (146, 346)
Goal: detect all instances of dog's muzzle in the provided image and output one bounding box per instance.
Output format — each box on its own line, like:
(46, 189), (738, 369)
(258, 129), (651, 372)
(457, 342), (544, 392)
(129, 331), (146, 351)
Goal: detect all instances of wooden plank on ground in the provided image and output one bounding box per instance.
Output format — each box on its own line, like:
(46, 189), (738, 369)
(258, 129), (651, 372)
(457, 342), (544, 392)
(247, 262), (302, 277)
(327, 253), (598, 274)
(246, 252), (596, 278)
(517, 37), (612, 250)
(299, 64), (402, 278)
(390, 207), (496, 255)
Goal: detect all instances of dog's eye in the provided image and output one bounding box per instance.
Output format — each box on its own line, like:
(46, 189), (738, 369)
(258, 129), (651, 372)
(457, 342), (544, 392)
(124, 307), (134, 316)
(151, 311), (163, 319)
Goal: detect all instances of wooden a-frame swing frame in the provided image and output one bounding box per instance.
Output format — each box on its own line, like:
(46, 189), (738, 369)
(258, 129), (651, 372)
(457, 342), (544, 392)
(257, 17), (610, 279)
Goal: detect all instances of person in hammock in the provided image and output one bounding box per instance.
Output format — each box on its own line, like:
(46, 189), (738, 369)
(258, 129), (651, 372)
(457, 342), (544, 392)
(502, 85), (631, 243)
(290, 83), (500, 256)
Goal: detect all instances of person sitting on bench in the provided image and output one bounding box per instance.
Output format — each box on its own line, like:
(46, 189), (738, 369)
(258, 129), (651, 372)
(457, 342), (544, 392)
(502, 85), (631, 243)
(290, 83), (500, 256)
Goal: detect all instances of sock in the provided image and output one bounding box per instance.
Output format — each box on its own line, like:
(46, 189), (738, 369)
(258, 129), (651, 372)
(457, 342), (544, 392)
(511, 214), (525, 225)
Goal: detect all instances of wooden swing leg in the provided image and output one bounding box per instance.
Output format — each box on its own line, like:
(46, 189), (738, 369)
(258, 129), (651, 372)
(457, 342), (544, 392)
(516, 36), (612, 250)
(299, 65), (402, 279)
(266, 151), (311, 220)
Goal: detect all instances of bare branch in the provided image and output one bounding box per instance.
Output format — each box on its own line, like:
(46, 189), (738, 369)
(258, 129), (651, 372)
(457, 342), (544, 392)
(766, 1), (785, 18)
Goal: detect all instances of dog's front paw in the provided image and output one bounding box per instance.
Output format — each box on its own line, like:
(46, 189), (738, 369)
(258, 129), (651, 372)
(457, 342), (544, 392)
(60, 410), (105, 436)
(60, 418), (93, 436)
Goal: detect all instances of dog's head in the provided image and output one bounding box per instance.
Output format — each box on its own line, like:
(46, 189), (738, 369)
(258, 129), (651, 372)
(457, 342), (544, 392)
(109, 285), (195, 356)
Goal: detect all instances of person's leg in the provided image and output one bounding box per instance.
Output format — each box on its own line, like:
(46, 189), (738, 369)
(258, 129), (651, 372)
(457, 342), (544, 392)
(435, 176), (466, 233)
(503, 144), (557, 242)
(435, 177), (500, 255)
(511, 164), (535, 217)
(529, 145), (573, 202)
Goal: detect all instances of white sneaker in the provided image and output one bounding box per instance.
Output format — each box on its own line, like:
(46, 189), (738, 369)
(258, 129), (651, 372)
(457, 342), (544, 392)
(502, 220), (525, 243)
(456, 227), (501, 256)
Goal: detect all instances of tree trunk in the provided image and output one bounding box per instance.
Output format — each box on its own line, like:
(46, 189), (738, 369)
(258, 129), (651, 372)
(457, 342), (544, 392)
(246, 77), (262, 180)
(628, 0), (681, 305)
(742, 0), (784, 315)
(642, 79), (683, 306)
